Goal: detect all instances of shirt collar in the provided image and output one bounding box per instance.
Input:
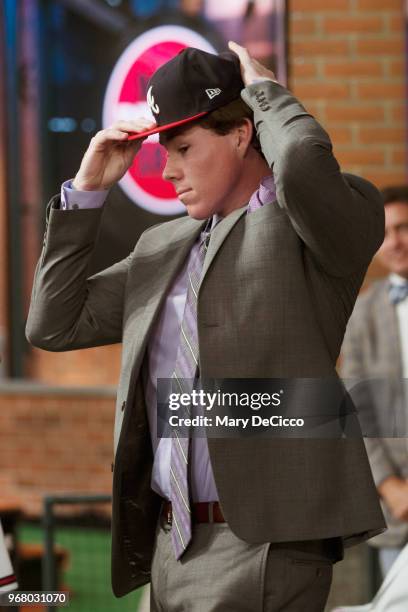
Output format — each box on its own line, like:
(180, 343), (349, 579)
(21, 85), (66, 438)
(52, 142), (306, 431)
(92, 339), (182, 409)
(389, 273), (408, 287)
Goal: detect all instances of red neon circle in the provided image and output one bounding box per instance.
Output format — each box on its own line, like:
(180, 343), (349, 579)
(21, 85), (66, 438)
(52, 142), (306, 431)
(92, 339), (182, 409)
(130, 142), (176, 199)
(119, 41), (185, 103)
(118, 41), (186, 200)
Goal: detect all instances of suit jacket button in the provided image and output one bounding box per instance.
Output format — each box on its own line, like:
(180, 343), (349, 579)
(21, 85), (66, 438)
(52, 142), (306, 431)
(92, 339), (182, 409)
(121, 401), (126, 412)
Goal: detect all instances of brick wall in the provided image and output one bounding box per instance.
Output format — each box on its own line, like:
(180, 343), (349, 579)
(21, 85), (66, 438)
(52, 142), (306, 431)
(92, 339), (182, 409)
(0, 384), (116, 517)
(25, 343), (122, 387)
(25, 0), (407, 386)
(289, 0), (406, 190)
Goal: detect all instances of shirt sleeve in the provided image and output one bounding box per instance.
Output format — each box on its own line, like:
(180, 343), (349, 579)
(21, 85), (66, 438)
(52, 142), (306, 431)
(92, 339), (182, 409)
(61, 179), (109, 210)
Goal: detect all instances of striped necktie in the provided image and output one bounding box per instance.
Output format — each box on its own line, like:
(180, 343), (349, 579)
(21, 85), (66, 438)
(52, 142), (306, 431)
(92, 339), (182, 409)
(169, 174), (276, 559)
(170, 222), (211, 559)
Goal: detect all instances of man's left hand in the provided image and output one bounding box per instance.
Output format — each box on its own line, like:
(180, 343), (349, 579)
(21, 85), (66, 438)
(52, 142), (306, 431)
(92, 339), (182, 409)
(228, 41), (278, 86)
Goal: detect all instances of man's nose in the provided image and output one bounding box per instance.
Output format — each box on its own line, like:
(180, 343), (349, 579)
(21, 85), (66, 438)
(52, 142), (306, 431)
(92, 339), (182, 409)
(162, 157), (182, 182)
(383, 232), (405, 257)
(387, 230), (402, 250)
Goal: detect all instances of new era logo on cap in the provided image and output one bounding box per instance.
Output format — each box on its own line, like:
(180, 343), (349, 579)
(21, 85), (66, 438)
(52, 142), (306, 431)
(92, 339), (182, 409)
(205, 88), (222, 100)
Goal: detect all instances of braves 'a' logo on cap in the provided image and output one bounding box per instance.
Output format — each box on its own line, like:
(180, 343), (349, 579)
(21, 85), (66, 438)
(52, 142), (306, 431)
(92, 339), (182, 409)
(205, 88), (222, 100)
(147, 86), (160, 114)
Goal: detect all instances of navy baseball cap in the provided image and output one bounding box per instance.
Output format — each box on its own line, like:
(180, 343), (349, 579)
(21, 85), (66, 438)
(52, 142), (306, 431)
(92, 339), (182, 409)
(127, 47), (244, 141)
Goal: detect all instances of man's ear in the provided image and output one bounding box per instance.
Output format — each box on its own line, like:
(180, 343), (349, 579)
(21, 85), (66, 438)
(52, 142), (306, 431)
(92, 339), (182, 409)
(236, 118), (253, 157)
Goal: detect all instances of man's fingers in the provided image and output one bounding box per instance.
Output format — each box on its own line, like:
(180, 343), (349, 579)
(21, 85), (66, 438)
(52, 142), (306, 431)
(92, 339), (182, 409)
(228, 40), (250, 62)
(112, 119), (156, 133)
(92, 119), (156, 147)
(229, 40), (277, 85)
(94, 128), (128, 144)
(228, 40), (244, 54)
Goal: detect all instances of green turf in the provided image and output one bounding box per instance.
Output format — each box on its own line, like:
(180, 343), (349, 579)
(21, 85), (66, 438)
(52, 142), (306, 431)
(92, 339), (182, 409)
(18, 522), (144, 611)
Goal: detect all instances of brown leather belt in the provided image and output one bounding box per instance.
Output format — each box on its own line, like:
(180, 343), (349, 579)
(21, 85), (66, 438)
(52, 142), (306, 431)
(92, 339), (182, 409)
(160, 500), (344, 562)
(162, 500), (225, 525)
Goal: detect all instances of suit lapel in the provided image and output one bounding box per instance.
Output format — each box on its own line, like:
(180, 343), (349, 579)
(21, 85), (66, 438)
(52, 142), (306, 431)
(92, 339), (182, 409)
(143, 218), (204, 329)
(126, 217), (205, 381)
(201, 205), (248, 282)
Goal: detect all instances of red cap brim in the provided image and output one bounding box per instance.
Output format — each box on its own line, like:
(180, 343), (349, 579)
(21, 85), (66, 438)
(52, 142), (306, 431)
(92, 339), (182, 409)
(126, 111), (209, 141)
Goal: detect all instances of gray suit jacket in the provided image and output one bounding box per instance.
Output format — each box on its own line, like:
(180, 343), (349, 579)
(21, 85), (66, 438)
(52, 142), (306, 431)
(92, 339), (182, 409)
(341, 279), (408, 547)
(26, 81), (386, 596)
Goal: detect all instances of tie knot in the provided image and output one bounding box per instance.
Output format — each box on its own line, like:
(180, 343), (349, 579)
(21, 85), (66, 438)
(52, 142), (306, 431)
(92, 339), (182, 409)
(200, 230), (211, 250)
(389, 281), (408, 305)
(200, 216), (219, 250)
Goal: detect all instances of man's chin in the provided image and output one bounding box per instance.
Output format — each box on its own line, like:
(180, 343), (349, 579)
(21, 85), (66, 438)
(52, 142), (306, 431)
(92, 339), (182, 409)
(393, 266), (408, 279)
(185, 204), (212, 221)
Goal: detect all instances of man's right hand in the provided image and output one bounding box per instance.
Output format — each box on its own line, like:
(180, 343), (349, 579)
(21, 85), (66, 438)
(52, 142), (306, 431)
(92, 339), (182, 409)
(72, 119), (156, 191)
(378, 475), (408, 522)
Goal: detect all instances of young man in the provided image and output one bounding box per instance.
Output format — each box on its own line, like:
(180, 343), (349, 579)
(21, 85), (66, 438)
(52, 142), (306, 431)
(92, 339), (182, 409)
(341, 186), (408, 578)
(26, 43), (385, 611)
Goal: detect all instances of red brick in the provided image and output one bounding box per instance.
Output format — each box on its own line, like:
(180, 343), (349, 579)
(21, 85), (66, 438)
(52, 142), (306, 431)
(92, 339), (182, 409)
(390, 104), (406, 122)
(335, 149), (386, 166)
(290, 18), (317, 36)
(291, 39), (350, 56)
(326, 105), (385, 122)
(30, 343), (121, 385)
(356, 0), (402, 8)
(388, 59), (406, 77)
(362, 170), (407, 189)
(389, 14), (405, 33)
(291, 82), (350, 100)
(356, 38), (404, 56)
(357, 82), (405, 100)
(390, 149), (407, 165)
(359, 127), (405, 145)
(327, 127), (354, 145)
(324, 60), (383, 78)
(324, 16), (384, 35)
(302, 103), (325, 122)
(291, 0), (350, 10)
(290, 60), (318, 78)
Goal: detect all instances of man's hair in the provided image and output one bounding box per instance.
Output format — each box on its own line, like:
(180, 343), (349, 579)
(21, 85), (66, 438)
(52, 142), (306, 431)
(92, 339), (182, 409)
(381, 185), (408, 206)
(160, 97), (265, 159)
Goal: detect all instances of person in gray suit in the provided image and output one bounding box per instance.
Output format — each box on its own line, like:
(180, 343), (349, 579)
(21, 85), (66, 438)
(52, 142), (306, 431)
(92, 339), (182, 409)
(26, 42), (386, 611)
(341, 185), (408, 578)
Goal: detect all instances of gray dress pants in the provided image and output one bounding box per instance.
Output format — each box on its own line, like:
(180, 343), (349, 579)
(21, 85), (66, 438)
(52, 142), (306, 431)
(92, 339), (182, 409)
(150, 517), (335, 611)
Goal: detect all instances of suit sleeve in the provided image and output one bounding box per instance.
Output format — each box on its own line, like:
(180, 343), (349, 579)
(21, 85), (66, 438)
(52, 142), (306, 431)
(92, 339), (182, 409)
(241, 81), (385, 278)
(341, 302), (397, 487)
(26, 196), (131, 352)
